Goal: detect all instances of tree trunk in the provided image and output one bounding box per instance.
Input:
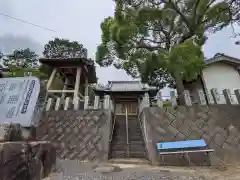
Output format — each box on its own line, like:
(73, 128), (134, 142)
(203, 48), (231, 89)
(173, 71), (185, 105)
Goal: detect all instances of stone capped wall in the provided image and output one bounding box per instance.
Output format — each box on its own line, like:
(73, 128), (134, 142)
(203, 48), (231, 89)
(141, 105), (240, 167)
(0, 141), (56, 180)
(37, 109), (112, 162)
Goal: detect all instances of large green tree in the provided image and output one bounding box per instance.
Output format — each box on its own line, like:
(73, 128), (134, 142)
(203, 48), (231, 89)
(96, 0), (239, 104)
(3, 48), (46, 79)
(3, 48), (38, 68)
(41, 38), (88, 76)
(43, 38), (88, 58)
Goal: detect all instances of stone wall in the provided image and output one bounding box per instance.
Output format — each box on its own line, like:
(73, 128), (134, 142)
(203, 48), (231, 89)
(0, 123), (56, 180)
(37, 109), (112, 162)
(140, 105), (240, 167)
(0, 141), (56, 180)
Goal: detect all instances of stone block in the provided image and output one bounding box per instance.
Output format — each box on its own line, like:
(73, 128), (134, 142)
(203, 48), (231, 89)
(155, 127), (167, 136)
(160, 119), (172, 128)
(0, 141), (56, 179)
(171, 119), (183, 129)
(202, 133), (211, 145)
(225, 136), (239, 147)
(193, 119), (205, 129)
(175, 132), (185, 141)
(167, 125), (179, 137)
(178, 124), (191, 137)
(213, 133), (225, 147)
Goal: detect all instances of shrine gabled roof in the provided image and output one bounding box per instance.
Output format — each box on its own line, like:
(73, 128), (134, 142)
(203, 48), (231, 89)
(39, 57), (94, 67)
(94, 81), (157, 92)
(39, 57), (97, 83)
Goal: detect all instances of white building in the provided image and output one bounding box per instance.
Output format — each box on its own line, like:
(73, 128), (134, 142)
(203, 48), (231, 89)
(184, 53), (240, 104)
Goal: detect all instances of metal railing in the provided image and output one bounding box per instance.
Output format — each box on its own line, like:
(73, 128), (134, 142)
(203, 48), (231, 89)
(125, 107), (129, 156)
(109, 115), (116, 142)
(137, 101), (150, 160)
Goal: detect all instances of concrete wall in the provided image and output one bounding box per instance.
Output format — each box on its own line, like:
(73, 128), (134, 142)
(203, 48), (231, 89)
(140, 106), (240, 167)
(202, 62), (240, 103)
(37, 109), (112, 163)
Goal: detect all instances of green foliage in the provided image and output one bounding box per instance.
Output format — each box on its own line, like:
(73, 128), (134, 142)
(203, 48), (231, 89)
(2, 48), (46, 79)
(96, 0), (238, 90)
(41, 38), (89, 77)
(3, 48), (38, 68)
(163, 100), (172, 107)
(4, 66), (47, 79)
(43, 38), (88, 58)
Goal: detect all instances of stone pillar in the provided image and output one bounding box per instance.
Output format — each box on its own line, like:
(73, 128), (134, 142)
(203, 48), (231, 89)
(104, 95), (110, 109)
(84, 96), (89, 109)
(64, 97), (70, 110)
(206, 90), (214, 104)
(223, 89), (234, 105)
(156, 91), (163, 108)
(55, 97), (61, 111)
(170, 91), (177, 106)
(46, 98), (52, 111)
(144, 93), (150, 107)
(183, 90), (192, 106)
(73, 97), (79, 110)
(211, 88), (221, 104)
(198, 89), (207, 105)
(94, 96), (100, 109)
(234, 89), (240, 104)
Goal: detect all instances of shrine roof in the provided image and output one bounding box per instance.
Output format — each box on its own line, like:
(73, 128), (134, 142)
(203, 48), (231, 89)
(39, 57), (94, 67)
(39, 57), (97, 83)
(93, 81), (158, 94)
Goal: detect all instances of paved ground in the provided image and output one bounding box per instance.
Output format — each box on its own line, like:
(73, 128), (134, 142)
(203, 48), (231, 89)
(46, 160), (240, 180)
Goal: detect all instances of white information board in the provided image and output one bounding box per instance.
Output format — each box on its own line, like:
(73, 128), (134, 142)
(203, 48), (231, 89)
(0, 76), (40, 127)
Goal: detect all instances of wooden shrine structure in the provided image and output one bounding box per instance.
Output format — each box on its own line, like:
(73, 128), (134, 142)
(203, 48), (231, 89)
(39, 57), (97, 110)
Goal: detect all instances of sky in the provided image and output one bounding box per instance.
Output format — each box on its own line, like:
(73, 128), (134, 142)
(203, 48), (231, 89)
(0, 0), (239, 97)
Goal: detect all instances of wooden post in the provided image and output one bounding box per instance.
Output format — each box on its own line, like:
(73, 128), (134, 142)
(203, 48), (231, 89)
(46, 68), (57, 90)
(74, 67), (81, 106)
(85, 77), (89, 96)
(61, 78), (69, 98)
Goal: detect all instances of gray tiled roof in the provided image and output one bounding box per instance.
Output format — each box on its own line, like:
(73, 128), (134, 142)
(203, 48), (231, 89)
(107, 81), (154, 92)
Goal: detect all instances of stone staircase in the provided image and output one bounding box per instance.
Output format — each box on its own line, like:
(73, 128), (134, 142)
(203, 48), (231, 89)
(109, 115), (147, 159)
(128, 115), (147, 158)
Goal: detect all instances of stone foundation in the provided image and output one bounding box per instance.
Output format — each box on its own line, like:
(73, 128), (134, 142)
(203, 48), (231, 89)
(37, 109), (112, 162)
(0, 123), (56, 180)
(0, 141), (56, 180)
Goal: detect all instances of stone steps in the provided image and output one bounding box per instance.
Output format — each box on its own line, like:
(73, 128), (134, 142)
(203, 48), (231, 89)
(109, 115), (147, 159)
